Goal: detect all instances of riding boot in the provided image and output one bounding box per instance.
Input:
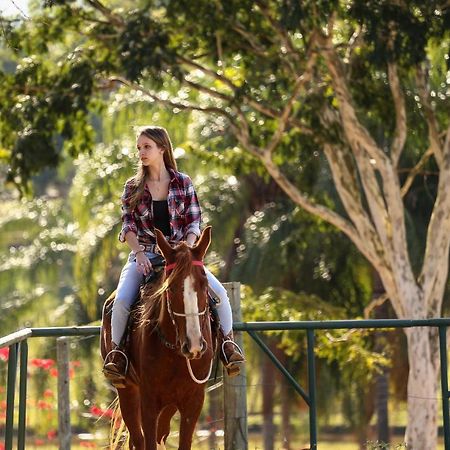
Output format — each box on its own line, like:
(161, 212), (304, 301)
(219, 329), (245, 377)
(102, 344), (129, 389)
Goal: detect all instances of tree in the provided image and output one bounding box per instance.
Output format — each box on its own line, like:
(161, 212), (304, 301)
(1, 1), (449, 447)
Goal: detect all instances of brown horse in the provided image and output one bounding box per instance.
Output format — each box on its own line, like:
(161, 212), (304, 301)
(101, 227), (215, 449)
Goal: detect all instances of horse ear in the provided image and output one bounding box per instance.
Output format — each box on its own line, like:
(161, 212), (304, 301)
(192, 226), (212, 260)
(155, 228), (173, 259)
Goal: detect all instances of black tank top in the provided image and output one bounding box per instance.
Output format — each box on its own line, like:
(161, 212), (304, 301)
(153, 200), (171, 237)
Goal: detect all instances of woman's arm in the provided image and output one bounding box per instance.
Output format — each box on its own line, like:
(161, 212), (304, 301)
(119, 182), (138, 243)
(183, 175), (201, 242)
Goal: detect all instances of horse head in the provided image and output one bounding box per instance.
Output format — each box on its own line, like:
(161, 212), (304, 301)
(155, 226), (212, 360)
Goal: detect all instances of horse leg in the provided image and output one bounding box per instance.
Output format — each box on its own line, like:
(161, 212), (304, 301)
(177, 391), (205, 450)
(118, 386), (144, 449)
(156, 404), (177, 449)
(140, 401), (159, 450)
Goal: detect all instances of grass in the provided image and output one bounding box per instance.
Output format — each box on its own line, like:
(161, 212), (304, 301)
(18, 435), (444, 450)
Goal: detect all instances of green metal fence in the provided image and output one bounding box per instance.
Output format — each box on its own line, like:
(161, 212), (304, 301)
(1, 319), (450, 449)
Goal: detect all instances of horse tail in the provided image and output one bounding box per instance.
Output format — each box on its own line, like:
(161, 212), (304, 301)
(109, 396), (130, 449)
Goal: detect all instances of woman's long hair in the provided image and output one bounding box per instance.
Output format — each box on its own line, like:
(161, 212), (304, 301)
(126, 126), (177, 210)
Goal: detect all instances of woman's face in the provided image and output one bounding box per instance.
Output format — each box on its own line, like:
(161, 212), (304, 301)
(136, 134), (164, 167)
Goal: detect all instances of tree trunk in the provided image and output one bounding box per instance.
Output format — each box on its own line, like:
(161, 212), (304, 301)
(404, 327), (439, 450)
(262, 353), (276, 450)
(373, 272), (391, 443)
(375, 367), (390, 443)
(280, 354), (291, 450)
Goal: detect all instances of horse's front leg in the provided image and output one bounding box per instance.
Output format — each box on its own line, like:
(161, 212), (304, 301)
(140, 399), (159, 450)
(117, 385), (144, 449)
(177, 389), (205, 450)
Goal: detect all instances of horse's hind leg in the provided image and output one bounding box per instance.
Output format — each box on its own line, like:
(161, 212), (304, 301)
(118, 386), (144, 449)
(156, 404), (177, 449)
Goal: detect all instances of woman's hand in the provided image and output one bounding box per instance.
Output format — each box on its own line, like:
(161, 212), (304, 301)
(136, 252), (152, 276)
(185, 232), (197, 248)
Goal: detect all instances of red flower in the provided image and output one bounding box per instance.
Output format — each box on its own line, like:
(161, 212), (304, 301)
(43, 389), (54, 398)
(70, 360), (81, 368)
(90, 405), (102, 417)
(30, 359), (55, 370)
(49, 368), (58, 377)
(0, 441), (5, 450)
(80, 442), (96, 448)
(34, 439), (45, 446)
(0, 348), (9, 362)
(90, 404), (114, 419)
(0, 400), (7, 410)
(37, 400), (52, 410)
(47, 429), (57, 440)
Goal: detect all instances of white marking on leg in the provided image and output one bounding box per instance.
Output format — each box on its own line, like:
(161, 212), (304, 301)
(183, 275), (202, 354)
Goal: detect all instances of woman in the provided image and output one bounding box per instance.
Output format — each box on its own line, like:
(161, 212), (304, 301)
(102, 126), (244, 386)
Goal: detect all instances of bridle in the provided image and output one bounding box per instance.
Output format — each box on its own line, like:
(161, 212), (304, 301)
(159, 259), (213, 384)
(165, 260), (208, 319)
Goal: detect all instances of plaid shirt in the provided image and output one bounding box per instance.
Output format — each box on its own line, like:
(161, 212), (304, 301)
(119, 169), (201, 246)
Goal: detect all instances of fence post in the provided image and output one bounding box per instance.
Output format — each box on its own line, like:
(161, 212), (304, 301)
(223, 282), (248, 450)
(5, 343), (18, 450)
(18, 340), (28, 450)
(57, 337), (71, 450)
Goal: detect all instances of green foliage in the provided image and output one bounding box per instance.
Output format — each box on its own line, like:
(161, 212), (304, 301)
(0, 49), (96, 192)
(350, 1), (448, 66)
(243, 285), (388, 384)
(232, 200), (371, 315)
(0, 198), (79, 333)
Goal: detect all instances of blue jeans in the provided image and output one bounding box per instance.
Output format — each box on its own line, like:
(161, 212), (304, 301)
(111, 251), (233, 345)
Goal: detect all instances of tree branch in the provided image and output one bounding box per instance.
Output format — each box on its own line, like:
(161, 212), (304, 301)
(230, 22), (269, 57)
(84, 0), (125, 29)
(106, 76), (236, 123)
(259, 154), (371, 258)
(263, 51), (317, 156)
(420, 124), (450, 306)
(182, 79), (234, 104)
(320, 34), (416, 302)
(388, 61), (407, 166)
(176, 53), (314, 135)
(255, 0), (301, 66)
(364, 293), (389, 319)
(320, 35), (390, 168)
(400, 146), (433, 198)
(323, 143), (385, 267)
(415, 64), (444, 167)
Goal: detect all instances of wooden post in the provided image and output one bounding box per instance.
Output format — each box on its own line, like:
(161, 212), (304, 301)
(223, 282), (248, 450)
(57, 337), (71, 450)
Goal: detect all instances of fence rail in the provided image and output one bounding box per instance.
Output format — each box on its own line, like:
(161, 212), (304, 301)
(2, 319), (450, 450)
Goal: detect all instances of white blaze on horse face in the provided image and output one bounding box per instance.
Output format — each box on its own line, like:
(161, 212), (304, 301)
(183, 274), (202, 354)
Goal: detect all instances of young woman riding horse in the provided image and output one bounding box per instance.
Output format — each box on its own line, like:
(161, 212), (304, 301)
(101, 227), (215, 449)
(102, 125), (244, 387)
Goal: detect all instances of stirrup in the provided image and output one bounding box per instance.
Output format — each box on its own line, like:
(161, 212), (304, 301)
(221, 340), (245, 367)
(102, 348), (129, 377)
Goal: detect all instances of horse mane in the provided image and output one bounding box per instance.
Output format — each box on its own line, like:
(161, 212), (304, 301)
(137, 243), (193, 327)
